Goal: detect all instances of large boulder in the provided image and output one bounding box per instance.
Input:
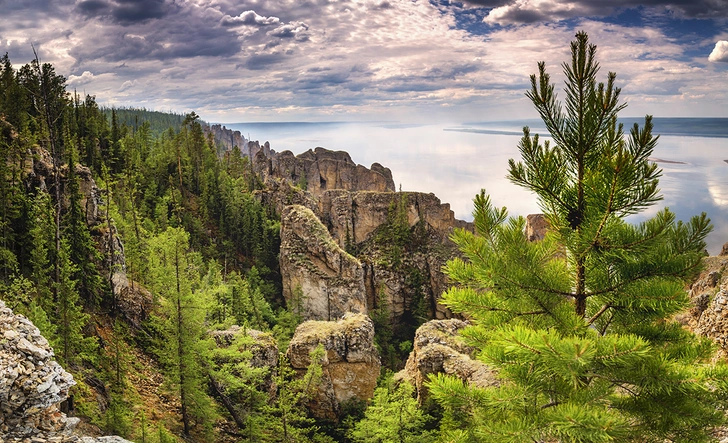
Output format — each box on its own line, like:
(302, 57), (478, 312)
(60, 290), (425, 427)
(286, 313), (380, 420)
(280, 205), (367, 321)
(0, 300), (75, 439)
(397, 319), (498, 402)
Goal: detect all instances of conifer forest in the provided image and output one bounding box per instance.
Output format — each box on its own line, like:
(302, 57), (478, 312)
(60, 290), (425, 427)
(2, 33), (728, 443)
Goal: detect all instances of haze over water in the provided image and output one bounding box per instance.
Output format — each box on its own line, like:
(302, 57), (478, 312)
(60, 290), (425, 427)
(225, 119), (728, 255)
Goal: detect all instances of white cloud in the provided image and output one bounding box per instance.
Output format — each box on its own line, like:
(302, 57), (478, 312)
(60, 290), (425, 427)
(67, 70), (95, 87)
(2, 0), (726, 121)
(221, 10), (280, 27)
(119, 79), (137, 92)
(709, 40), (728, 62)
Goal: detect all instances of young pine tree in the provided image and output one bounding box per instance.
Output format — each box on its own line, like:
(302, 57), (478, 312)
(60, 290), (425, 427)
(428, 31), (727, 443)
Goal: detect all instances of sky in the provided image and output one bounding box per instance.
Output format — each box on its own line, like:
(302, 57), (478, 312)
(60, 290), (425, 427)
(1, 0), (727, 123)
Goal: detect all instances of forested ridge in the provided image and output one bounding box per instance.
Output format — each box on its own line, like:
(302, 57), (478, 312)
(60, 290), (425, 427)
(3, 32), (728, 443)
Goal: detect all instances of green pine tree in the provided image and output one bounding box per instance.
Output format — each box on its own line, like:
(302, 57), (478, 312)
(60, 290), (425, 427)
(55, 238), (97, 368)
(63, 143), (106, 306)
(148, 226), (217, 440)
(350, 379), (436, 443)
(428, 31), (727, 443)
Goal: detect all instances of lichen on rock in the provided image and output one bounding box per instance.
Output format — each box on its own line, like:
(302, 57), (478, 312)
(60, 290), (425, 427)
(286, 313), (380, 420)
(396, 319), (498, 402)
(280, 204), (367, 321)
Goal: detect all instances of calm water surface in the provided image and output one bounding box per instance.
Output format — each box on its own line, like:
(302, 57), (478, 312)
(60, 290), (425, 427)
(224, 120), (728, 255)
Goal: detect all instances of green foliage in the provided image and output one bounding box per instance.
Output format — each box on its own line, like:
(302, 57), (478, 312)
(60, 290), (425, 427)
(55, 238), (97, 368)
(260, 346), (328, 443)
(63, 144), (106, 306)
(148, 227), (217, 439)
(429, 31), (725, 443)
(102, 320), (134, 437)
(350, 379), (436, 443)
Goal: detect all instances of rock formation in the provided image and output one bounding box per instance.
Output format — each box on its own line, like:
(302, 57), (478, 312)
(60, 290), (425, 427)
(686, 256), (728, 354)
(254, 147), (395, 198)
(206, 123), (247, 153)
(0, 300), (132, 443)
(526, 213), (549, 242)
(0, 300), (76, 440)
(397, 319), (498, 402)
(264, 147), (472, 324)
(286, 313), (380, 420)
(280, 205), (367, 321)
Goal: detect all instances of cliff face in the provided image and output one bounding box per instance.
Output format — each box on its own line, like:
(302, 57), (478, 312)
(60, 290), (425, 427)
(254, 147), (395, 198)
(685, 254), (728, 354)
(206, 124), (247, 153)
(280, 205), (367, 321)
(266, 147), (470, 324)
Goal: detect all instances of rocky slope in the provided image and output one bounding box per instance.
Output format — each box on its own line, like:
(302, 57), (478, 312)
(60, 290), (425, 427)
(684, 246), (728, 355)
(0, 300), (132, 443)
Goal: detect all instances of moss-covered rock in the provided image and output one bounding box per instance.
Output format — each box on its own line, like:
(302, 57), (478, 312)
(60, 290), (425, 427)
(286, 313), (380, 420)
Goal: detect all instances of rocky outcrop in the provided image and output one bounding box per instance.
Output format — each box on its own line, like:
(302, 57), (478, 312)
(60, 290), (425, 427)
(1, 300), (76, 439)
(286, 313), (380, 420)
(0, 300), (133, 443)
(280, 205), (367, 321)
(686, 256), (728, 354)
(526, 213), (549, 241)
(259, 146), (470, 324)
(206, 123), (247, 152)
(397, 319), (498, 402)
(319, 190), (470, 248)
(27, 147), (102, 227)
(254, 147), (395, 198)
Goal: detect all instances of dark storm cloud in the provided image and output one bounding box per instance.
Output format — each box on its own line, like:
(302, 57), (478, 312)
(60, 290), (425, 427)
(240, 53), (290, 70)
(76, 0), (173, 24)
(3, 0), (68, 14)
(69, 3), (243, 63)
(76, 0), (109, 16)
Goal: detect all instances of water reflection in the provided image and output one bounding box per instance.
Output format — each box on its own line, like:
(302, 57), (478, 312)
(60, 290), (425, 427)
(226, 121), (728, 255)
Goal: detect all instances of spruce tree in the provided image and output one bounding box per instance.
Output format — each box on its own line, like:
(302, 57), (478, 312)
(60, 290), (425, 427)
(428, 31), (726, 443)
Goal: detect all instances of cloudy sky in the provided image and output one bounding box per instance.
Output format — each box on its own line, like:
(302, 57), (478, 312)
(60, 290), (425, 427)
(1, 0), (727, 123)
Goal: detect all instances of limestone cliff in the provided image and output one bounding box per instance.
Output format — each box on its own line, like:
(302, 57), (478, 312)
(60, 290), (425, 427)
(286, 313), (380, 420)
(206, 123), (247, 153)
(265, 146), (470, 325)
(254, 147), (395, 198)
(280, 205), (367, 321)
(685, 254), (728, 354)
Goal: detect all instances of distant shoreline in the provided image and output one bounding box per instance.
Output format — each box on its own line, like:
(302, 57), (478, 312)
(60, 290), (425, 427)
(450, 117), (728, 140)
